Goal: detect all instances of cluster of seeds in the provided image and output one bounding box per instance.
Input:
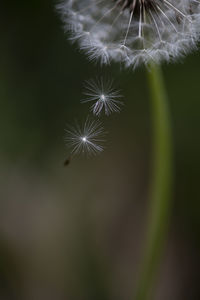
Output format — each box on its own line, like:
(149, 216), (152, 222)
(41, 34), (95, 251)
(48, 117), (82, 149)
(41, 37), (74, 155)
(57, 0), (200, 68)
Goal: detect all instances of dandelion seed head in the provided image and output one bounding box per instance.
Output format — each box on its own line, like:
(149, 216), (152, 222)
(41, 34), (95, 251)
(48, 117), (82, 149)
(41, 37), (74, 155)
(57, 0), (200, 68)
(82, 77), (123, 116)
(65, 118), (105, 156)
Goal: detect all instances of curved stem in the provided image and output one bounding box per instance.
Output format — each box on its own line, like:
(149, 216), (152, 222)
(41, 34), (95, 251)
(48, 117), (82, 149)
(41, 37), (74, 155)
(135, 63), (173, 300)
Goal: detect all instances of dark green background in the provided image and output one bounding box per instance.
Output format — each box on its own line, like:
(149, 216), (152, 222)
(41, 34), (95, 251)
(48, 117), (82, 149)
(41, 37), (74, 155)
(0, 1), (200, 299)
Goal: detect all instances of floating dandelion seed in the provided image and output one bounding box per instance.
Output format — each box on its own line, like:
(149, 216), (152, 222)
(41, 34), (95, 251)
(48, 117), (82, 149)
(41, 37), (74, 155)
(65, 118), (105, 156)
(57, 0), (200, 68)
(82, 78), (123, 116)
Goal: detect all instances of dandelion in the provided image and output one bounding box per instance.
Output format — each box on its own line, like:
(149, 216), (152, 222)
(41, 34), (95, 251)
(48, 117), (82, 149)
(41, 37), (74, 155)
(82, 77), (123, 116)
(65, 118), (105, 156)
(57, 1), (200, 298)
(57, 0), (200, 68)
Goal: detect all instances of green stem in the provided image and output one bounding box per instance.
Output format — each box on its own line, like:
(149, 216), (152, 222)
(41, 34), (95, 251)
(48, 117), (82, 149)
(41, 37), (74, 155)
(135, 63), (173, 300)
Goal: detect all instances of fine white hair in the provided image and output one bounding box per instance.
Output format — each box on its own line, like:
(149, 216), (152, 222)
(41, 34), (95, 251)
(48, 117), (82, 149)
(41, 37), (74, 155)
(65, 118), (105, 156)
(57, 0), (200, 68)
(82, 77), (123, 116)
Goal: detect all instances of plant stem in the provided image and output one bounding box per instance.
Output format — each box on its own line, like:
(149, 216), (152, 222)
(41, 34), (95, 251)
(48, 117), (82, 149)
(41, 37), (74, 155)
(135, 63), (173, 300)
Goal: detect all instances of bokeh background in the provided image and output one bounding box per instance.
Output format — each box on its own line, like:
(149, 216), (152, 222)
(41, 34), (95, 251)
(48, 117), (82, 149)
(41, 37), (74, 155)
(1, 1), (200, 299)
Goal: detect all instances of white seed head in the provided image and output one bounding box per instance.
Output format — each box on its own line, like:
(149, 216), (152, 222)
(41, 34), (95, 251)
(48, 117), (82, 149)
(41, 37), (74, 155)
(57, 0), (200, 68)
(82, 77), (123, 116)
(65, 118), (105, 156)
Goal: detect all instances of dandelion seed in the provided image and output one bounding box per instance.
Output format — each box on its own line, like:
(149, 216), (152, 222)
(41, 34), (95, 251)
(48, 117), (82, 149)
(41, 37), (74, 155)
(82, 78), (123, 116)
(57, 0), (200, 68)
(65, 118), (105, 156)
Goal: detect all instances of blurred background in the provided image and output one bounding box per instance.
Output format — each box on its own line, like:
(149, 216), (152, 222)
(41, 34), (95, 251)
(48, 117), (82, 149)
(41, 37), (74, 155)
(1, 1), (200, 299)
